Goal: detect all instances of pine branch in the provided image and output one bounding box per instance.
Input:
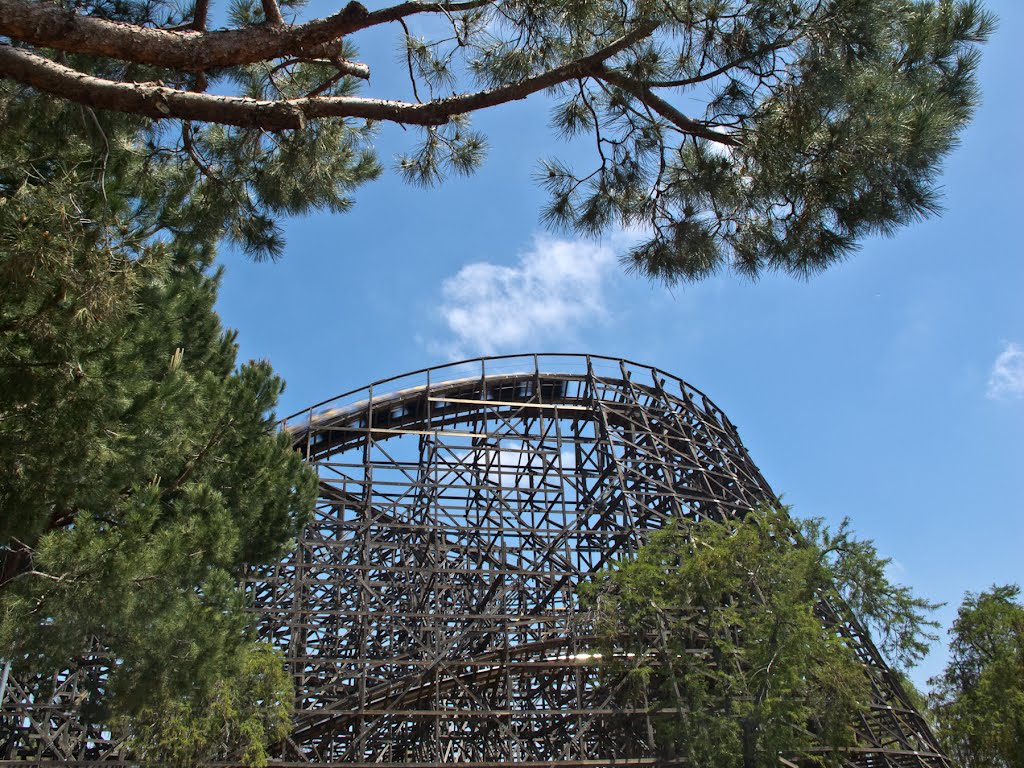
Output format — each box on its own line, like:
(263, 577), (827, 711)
(262, 0), (285, 27)
(597, 67), (742, 147)
(192, 0), (211, 31)
(0, 26), (653, 130)
(0, 0), (491, 72)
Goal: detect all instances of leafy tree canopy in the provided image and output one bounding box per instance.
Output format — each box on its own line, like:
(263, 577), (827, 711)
(582, 506), (940, 768)
(0, 83), (317, 765)
(929, 584), (1024, 768)
(0, 0), (995, 277)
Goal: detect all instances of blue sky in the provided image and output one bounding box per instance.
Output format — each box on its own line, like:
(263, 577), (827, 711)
(217, 0), (1024, 687)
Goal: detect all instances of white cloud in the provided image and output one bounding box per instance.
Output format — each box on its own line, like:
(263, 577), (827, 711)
(434, 236), (615, 358)
(987, 342), (1024, 400)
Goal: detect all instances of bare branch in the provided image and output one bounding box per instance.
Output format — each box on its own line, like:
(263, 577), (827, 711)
(302, 70), (346, 98)
(647, 34), (798, 89)
(192, 0), (211, 31)
(0, 44), (309, 129)
(0, 25), (653, 130)
(262, 0), (285, 26)
(597, 68), (741, 147)
(0, 0), (491, 73)
(333, 58), (371, 79)
(181, 122), (222, 182)
(399, 18), (423, 103)
(19, 570), (66, 583)
(297, 42), (372, 79)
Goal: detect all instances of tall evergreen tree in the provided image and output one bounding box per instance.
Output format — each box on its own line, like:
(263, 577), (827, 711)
(0, 86), (318, 764)
(583, 507), (939, 768)
(0, 0), (995, 277)
(930, 585), (1024, 768)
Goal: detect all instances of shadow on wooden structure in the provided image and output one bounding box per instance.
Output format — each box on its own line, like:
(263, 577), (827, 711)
(1, 354), (949, 767)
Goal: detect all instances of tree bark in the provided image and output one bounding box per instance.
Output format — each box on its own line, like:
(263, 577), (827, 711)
(0, 0), (487, 72)
(0, 26), (656, 131)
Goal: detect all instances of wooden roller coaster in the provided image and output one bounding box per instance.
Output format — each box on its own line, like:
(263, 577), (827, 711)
(0, 354), (950, 767)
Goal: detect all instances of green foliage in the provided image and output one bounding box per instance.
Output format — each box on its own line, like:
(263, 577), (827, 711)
(0, 76), (317, 764)
(929, 585), (1024, 768)
(538, 0), (995, 281)
(582, 506), (938, 768)
(802, 516), (940, 670)
(118, 642), (294, 768)
(397, 115), (488, 187)
(382, 0), (994, 281)
(7, 0), (382, 262)
(202, 14), (383, 260)
(7, 0), (993, 276)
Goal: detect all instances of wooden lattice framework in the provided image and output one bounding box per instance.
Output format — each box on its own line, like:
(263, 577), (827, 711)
(1, 354), (950, 767)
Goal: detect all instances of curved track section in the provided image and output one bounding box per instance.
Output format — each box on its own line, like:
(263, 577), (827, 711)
(1, 354), (949, 767)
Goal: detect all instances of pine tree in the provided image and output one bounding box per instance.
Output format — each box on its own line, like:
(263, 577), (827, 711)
(0, 0), (996, 277)
(0, 85), (318, 765)
(929, 585), (1024, 768)
(582, 507), (940, 768)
